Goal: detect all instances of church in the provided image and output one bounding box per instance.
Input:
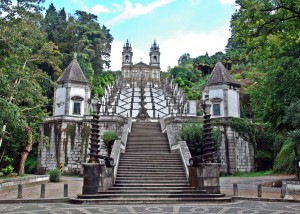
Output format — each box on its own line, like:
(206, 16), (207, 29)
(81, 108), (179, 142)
(121, 40), (161, 81)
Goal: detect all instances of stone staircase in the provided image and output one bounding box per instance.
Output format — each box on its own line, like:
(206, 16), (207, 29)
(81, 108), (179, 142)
(71, 122), (231, 204)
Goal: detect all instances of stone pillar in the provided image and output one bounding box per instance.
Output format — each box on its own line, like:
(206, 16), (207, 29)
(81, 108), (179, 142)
(65, 87), (71, 115)
(82, 163), (103, 195)
(188, 163), (221, 194)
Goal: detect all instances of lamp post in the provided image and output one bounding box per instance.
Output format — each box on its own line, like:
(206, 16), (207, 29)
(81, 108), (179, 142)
(88, 96), (101, 163)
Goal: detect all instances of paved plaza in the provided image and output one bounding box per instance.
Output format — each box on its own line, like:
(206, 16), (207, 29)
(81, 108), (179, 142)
(0, 200), (300, 214)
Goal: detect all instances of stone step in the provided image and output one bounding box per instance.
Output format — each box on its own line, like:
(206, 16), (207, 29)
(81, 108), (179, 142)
(125, 148), (170, 152)
(120, 157), (181, 161)
(116, 176), (187, 182)
(117, 167), (185, 171)
(132, 122), (160, 127)
(95, 189), (207, 194)
(117, 172), (186, 176)
(118, 163), (183, 168)
(128, 133), (166, 137)
(126, 143), (169, 146)
(113, 183), (190, 187)
(126, 143), (169, 147)
(116, 175), (186, 179)
(70, 197), (233, 204)
(119, 158), (182, 164)
(115, 180), (188, 184)
(77, 193), (226, 199)
(120, 154), (181, 159)
(118, 161), (182, 165)
(127, 136), (169, 144)
(108, 186), (196, 191)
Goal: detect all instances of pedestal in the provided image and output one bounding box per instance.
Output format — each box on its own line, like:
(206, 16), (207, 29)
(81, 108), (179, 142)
(82, 163), (103, 195)
(188, 163), (220, 194)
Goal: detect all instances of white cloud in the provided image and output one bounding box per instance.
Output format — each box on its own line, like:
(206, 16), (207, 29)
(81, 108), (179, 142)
(110, 29), (231, 71)
(218, 0), (236, 5)
(159, 29), (231, 70)
(189, 0), (201, 6)
(112, 3), (123, 13)
(90, 5), (110, 14)
(110, 40), (123, 71)
(107, 0), (174, 26)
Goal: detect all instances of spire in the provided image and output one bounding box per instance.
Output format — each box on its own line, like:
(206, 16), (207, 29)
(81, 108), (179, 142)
(57, 56), (88, 84)
(205, 62), (240, 87)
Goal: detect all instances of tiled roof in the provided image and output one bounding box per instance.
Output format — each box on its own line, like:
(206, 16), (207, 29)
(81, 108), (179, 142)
(57, 58), (88, 84)
(205, 62), (240, 87)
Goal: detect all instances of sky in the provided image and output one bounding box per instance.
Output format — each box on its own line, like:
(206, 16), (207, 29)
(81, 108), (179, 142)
(42, 0), (237, 71)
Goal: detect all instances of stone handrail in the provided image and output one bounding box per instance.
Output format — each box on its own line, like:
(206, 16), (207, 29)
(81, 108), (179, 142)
(160, 117), (167, 132)
(161, 118), (192, 180)
(110, 139), (122, 181)
(171, 141), (191, 180)
(127, 117), (132, 133)
(110, 119), (131, 180)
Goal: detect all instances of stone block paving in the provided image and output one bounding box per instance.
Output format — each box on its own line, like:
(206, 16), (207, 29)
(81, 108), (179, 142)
(0, 201), (300, 214)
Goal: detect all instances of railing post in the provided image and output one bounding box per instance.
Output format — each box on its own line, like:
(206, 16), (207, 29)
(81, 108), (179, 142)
(233, 183), (238, 196)
(64, 183), (68, 197)
(257, 184), (262, 197)
(17, 184), (23, 199)
(281, 182), (287, 198)
(40, 183), (45, 198)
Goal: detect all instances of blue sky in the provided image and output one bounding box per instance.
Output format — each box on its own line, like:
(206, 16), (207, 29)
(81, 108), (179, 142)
(42, 0), (237, 71)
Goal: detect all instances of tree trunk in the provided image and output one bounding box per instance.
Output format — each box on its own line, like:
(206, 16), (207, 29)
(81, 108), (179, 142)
(18, 126), (33, 175)
(0, 124), (7, 149)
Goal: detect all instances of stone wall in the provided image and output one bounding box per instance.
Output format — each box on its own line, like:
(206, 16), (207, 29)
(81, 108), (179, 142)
(37, 116), (91, 174)
(37, 115), (128, 174)
(218, 126), (255, 173)
(161, 116), (255, 174)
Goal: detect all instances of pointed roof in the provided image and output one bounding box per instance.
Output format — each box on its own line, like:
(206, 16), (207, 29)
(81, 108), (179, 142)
(205, 62), (240, 87)
(57, 57), (88, 84)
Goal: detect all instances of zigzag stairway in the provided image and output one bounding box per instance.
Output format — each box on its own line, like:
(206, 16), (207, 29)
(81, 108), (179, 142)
(71, 122), (231, 204)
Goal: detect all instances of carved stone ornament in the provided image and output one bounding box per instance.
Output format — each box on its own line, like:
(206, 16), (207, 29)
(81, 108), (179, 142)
(210, 97), (222, 102)
(71, 96), (84, 101)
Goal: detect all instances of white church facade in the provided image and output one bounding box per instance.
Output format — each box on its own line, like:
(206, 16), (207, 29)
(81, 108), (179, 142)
(121, 40), (161, 81)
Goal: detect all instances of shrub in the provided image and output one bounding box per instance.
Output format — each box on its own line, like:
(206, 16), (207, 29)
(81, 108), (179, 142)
(1, 165), (14, 175)
(179, 122), (221, 157)
(101, 131), (118, 156)
(273, 139), (295, 174)
(49, 168), (61, 182)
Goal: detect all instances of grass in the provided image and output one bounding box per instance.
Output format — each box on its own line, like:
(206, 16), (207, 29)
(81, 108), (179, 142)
(0, 173), (29, 180)
(223, 170), (274, 177)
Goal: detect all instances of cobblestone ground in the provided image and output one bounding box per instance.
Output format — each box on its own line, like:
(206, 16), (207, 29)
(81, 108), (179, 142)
(0, 200), (300, 214)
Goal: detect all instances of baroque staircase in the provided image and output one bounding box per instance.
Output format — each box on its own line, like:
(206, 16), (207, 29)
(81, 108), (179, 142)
(71, 122), (231, 204)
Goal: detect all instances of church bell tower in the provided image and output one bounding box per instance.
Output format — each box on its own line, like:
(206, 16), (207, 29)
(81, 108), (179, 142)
(122, 39), (133, 65)
(149, 40), (160, 67)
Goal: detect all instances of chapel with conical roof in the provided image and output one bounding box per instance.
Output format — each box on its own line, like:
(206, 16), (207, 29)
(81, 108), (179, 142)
(202, 61), (241, 118)
(37, 54), (92, 174)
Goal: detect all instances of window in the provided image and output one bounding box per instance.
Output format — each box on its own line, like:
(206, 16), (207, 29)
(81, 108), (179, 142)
(213, 104), (220, 116)
(73, 102), (81, 114)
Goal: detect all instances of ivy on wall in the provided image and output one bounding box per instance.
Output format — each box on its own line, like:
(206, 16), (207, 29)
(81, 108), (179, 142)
(66, 124), (76, 150)
(213, 117), (256, 148)
(81, 123), (90, 162)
